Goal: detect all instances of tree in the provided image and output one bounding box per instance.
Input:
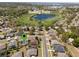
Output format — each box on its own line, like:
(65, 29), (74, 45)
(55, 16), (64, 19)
(62, 32), (69, 43)
(73, 37), (79, 47)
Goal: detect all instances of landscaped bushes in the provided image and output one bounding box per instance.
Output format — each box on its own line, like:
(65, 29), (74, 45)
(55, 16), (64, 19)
(73, 37), (79, 47)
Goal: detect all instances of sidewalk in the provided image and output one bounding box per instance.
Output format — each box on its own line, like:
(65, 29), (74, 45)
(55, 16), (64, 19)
(66, 44), (79, 57)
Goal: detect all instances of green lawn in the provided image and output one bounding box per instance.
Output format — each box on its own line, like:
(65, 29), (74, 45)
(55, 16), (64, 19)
(16, 13), (63, 27)
(16, 14), (39, 26)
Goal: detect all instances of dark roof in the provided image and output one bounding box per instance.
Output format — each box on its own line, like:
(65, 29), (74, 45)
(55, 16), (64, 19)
(16, 32), (24, 36)
(53, 44), (65, 53)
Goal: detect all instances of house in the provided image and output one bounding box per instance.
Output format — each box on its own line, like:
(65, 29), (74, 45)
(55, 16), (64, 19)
(51, 40), (60, 45)
(52, 44), (68, 57)
(6, 33), (14, 37)
(57, 52), (68, 57)
(0, 35), (5, 39)
(8, 40), (17, 49)
(0, 20), (4, 25)
(12, 51), (22, 57)
(28, 36), (38, 48)
(26, 48), (38, 57)
(48, 29), (57, 36)
(67, 38), (74, 44)
(28, 36), (38, 44)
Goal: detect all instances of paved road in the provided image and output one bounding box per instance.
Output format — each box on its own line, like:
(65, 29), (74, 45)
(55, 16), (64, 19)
(41, 36), (48, 57)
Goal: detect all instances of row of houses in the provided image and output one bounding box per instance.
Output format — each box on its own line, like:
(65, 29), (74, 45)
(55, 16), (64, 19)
(28, 9), (51, 14)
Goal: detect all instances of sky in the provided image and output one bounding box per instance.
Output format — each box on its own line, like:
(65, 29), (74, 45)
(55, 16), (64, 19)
(0, 0), (79, 3)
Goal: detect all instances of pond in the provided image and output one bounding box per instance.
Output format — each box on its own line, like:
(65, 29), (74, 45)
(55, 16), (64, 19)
(33, 14), (55, 20)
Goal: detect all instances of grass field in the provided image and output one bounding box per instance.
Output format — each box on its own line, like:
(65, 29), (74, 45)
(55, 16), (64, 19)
(16, 13), (63, 27)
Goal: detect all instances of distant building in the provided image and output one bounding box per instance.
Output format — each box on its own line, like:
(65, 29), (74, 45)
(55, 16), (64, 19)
(28, 9), (51, 14)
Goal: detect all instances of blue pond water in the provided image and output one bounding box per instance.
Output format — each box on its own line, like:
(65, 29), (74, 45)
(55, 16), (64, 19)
(33, 14), (54, 20)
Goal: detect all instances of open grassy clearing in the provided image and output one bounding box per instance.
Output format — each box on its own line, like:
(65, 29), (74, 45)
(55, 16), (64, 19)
(16, 12), (63, 27)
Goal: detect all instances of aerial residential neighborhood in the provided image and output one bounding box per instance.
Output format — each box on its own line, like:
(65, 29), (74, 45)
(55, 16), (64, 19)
(0, 2), (79, 57)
